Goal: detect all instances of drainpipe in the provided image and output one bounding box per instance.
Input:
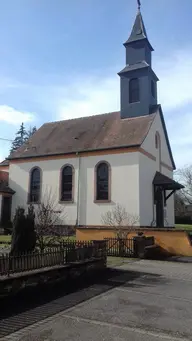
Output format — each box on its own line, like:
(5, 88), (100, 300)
(150, 186), (156, 227)
(76, 152), (81, 226)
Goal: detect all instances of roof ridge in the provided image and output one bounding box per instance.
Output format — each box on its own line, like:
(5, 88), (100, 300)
(44, 111), (120, 126)
(122, 113), (155, 121)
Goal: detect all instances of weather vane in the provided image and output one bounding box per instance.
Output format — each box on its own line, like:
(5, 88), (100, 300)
(137, 0), (141, 10)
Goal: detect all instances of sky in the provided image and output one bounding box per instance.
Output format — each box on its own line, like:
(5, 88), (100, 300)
(0, 0), (191, 168)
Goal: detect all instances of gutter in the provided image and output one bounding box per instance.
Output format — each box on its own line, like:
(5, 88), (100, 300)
(76, 152), (81, 227)
(8, 144), (140, 161)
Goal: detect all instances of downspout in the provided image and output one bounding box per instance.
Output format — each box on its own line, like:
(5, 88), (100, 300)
(76, 152), (81, 226)
(150, 185), (156, 227)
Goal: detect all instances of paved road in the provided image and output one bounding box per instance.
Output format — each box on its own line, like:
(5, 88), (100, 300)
(1, 259), (192, 341)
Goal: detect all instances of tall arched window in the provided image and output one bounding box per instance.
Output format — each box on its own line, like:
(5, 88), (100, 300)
(61, 165), (73, 201)
(129, 78), (140, 103)
(29, 167), (41, 203)
(155, 132), (161, 171)
(95, 162), (110, 201)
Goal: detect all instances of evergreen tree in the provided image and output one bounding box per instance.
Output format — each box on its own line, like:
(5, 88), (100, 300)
(10, 123), (28, 154)
(27, 126), (37, 138)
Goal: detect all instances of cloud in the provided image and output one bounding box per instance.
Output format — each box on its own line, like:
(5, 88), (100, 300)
(58, 76), (119, 120)
(57, 48), (192, 121)
(0, 48), (190, 166)
(56, 48), (192, 168)
(0, 105), (35, 125)
(155, 49), (192, 111)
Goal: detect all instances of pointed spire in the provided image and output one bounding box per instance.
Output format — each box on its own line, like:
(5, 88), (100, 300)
(124, 2), (153, 50)
(125, 10), (147, 44)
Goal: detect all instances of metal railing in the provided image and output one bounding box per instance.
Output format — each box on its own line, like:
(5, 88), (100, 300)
(105, 238), (135, 257)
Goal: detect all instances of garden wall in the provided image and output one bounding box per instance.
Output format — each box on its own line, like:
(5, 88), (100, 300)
(0, 258), (106, 297)
(76, 227), (192, 257)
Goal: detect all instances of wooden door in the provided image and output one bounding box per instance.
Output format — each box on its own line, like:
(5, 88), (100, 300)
(1, 196), (12, 225)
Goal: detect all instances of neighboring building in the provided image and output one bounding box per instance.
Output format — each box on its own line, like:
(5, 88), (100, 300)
(0, 159), (9, 173)
(0, 5), (183, 228)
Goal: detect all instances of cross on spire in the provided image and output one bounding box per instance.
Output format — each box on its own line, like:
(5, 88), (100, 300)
(137, 0), (141, 10)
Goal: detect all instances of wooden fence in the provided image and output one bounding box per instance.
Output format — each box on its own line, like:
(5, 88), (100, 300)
(0, 240), (107, 276)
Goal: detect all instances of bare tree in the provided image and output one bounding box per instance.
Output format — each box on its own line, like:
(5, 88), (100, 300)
(101, 203), (139, 239)
(33, 187), (67, 251)
(175, 165), (192, 204)
(175, 192), (186, 217)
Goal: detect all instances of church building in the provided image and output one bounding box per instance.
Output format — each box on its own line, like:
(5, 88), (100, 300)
(0, 4), (183, 228)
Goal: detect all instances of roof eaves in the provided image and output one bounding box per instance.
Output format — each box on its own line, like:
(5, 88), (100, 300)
(124, 37), (154, 52)
(8, 143), (141, 161)
(140, 110), (157, 146)
(158, 105), (176, 170)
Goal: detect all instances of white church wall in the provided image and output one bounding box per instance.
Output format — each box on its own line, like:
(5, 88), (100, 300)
(9, 151), (140, 226)
(142, 111), (173, 170)
(79, 152), (140, 226)
(9, 158), (79, 225)
(139, 153), (155, 226)
(140, 111), (175, 227)
(139, 154), (174, 227)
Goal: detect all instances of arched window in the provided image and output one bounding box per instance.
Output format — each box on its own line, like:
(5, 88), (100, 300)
(129, 78), (140, 103)
(95, 162), (110, 201)
(155, 132), (161, 171)
(61, 165), (73, 201)
(155, 131), (160, 149)
(29, 167), (41, 203)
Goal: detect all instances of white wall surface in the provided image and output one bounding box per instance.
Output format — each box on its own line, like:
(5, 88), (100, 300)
(142, 110), (173, 169)
(8, 110), (175, 228)
(79, 152), (140, 226)
(139, 153), (155, 226)
(139, 154), (174, 227)
(9, 151), (140, 226)
(139, 111), (175, 227)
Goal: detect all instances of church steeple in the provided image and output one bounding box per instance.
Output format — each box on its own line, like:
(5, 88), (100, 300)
(125, 8), (148, 45)
(118, 1), (159, 119)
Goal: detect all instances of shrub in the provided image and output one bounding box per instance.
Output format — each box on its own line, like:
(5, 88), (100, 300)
(10, 205), (36, 255)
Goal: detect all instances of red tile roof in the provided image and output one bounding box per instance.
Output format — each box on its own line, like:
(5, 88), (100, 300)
(0, 159), (9, 167)
(9, 111), (157, 160)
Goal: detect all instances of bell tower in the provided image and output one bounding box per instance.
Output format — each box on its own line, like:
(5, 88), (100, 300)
(118, 1), (159, 119)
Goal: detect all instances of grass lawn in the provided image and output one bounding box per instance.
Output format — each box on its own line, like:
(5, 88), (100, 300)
(175, 224), (192, 230)
(0, 235), (11, 243)
(107, 256), (137, 267)
(0, 235), (76, 243)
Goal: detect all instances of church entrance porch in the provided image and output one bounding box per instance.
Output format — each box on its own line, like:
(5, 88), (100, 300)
(153, 172), (184, 228)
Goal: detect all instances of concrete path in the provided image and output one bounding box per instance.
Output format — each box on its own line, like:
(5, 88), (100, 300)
(1, 259), (192, 341)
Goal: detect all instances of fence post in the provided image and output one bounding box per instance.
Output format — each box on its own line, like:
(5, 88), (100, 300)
(92, 240), (107, 266)
(133, 235), (146, 259)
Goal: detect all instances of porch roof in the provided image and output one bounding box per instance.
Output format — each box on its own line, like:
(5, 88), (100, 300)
(0, 181), (15, 195)
(153, 172), (184, 191)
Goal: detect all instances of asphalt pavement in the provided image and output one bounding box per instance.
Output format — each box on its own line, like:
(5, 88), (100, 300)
(1, 259), (192, 341)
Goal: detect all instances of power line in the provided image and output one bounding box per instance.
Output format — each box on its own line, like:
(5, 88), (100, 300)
(0, 137), (13, 142)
